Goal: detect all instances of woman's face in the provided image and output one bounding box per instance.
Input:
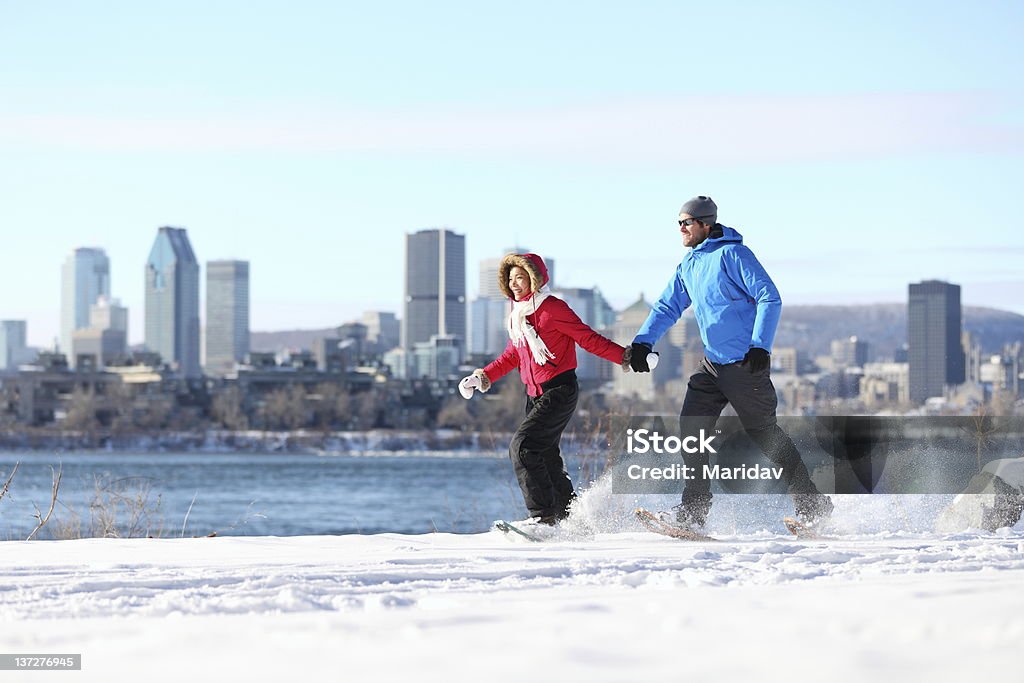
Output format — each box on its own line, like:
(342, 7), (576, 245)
(508, 266), (532, 299)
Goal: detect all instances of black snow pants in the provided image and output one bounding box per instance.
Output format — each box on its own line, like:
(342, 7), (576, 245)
(509, 370), (579, 519)
(679, 357), (822, 512)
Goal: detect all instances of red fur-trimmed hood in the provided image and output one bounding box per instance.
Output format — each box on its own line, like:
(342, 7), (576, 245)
(497, 253), (549, 299)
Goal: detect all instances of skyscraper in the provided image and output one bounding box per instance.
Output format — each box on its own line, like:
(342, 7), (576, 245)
(60, 247), (110, 362)
(403, 228), (466, 351)
(145, 227), (201, 378)
(0, 320), (27, 371)
(908, 280), (965, 402)
(205, 260), (250, 376)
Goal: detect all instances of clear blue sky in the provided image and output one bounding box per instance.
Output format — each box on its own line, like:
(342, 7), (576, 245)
(2, 1), (1022, 347)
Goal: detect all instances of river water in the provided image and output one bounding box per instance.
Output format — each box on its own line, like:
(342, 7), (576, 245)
(0, 451), (584, 539)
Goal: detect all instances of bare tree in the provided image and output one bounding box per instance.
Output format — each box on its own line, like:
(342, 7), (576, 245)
(134, 396), (174, 430)
(89, 475), (164, 538)
(106, 382), (136, 436)
(437, 395), (473, 429)
(211, 386), (249, 431)
(312, 382), (345, 432)
(966, 404), (1001, 474)
(63, 387), (100, 434)
(27, 464), (62, 541)
(351, 388), (383, 430)
(261, 385), (309, 430)
(0, 383), (18, 428)
(474, 383), (526, 432)
(0, 461), (18, 504)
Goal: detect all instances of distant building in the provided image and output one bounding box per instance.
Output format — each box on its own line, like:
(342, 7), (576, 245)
(831, 336), (869, 368)
(314, 337), (344, 373)
(411, 334), (463, 380)
(772, 347), (803, 375)
(0, 320), (28, 371)
(145, 227), (201, 378)
(336, 322), (368, 357)
(612, 296), (658, 400)
(962, 331), (983, 384)
(90, 296), (128, 334)
(315, 322), (370, 372)
(980, 354), (1015, 394)
(860, 362), (910, 407)
(362, 311), (400, 353)
(382, 347), (409, 380)
(205, 260), (250, 377)
(816, 369), (863, 400)
(71, 328), (126, 370)
(9, 365), (122, 425)
(1009, 342), (1024, 398)
(776, 375), (817, 415)
(71, 296), (129, 369)
(468, 297), (509, 357)
(554, 286), (617, 382)
(60, 247), (110, 364)
(403, 229), (466, 351)
(908, 280), (965, 402)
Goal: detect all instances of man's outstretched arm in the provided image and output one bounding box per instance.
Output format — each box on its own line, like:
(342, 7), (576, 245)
(633, 265), (692, 347)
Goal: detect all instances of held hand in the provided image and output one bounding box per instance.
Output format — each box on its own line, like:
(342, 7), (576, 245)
(741, 347), (770, 373)
(629, 343), (653, 372)
(458, 374), (481, 399)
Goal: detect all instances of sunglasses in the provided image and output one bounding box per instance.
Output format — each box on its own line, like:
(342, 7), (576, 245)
(678, 218), (701, 227)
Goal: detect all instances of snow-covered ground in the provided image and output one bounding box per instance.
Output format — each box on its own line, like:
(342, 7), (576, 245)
(4, 517), (1024, 682)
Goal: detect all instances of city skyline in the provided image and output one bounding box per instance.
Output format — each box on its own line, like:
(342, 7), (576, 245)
(2, 2), (1022, 347)
(6, 230), (1024, 358)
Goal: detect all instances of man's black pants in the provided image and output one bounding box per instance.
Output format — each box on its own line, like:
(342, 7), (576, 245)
(679, 357), (821, 509)
(509, 371), (579, 519)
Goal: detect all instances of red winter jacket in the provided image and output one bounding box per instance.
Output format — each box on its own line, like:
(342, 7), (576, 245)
(483, 296), (626, 397)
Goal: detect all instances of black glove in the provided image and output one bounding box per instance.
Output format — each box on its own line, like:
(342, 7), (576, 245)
(629, 342), (653, 372)
(742, 347), (770, 373)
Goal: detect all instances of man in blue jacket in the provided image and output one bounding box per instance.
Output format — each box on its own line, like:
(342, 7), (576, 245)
(630, 196), (833, 530)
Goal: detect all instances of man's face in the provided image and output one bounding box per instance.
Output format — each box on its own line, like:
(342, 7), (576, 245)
(679, 213), (712, 248)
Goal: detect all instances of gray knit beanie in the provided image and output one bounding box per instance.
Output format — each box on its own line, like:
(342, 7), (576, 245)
(679, 196), (717, 225)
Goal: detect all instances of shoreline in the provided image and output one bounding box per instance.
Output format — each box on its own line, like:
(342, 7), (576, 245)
(0, 428), (602, 456)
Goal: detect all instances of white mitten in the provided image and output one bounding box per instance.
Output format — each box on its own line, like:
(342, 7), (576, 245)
(458, 374), (481, 399)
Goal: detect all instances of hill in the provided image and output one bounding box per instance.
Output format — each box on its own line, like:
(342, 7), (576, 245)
(250, 305), (1024, 360)
(774, 304), (1024, 360)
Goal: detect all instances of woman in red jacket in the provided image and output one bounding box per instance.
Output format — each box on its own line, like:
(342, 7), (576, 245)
(460, 253), (631, 526)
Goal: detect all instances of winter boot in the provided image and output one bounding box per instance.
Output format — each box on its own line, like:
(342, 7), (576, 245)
(516, 515), (558, 527)
(794, 493), (834, 528)
(659, 492), (713, 531)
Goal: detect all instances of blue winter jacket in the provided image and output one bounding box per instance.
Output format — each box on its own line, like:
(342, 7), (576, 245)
(633, 225), (781, 365)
